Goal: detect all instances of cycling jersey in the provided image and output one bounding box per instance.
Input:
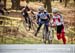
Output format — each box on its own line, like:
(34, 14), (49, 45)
(22, 6), (30, 17)
(37, 12), (50, 25)
(53, 14), (64, 26)
(53, 14), (66, 44)
(37, 12), (50, 20)
(35, 12), (50, 37)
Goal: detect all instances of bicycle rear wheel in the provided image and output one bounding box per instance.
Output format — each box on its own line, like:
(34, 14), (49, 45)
(42, 26), (53, 44)
(42, 26), (48, 44)
(23, 18), (31, 31)
(48, 27), (55, 44)
(47, 31), (52, 44)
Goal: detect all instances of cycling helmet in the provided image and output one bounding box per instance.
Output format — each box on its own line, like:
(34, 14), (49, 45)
(52, 8), (59, 13)
(38, 6), (44, 11)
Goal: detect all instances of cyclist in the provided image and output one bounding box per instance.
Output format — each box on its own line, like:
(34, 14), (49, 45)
(22, 5), (32, 31)
(52, 8), (66, 44)
(34, 6), (50, 36)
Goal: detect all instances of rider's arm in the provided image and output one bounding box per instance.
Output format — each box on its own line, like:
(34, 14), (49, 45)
(52, 16), (56, 27)
(58, 14), (64, 25)
(31, 10), (35, 15)
(21, 8), (25, 13)
(37, 14), (40, 20)
(31, 11), (37, 20)
(46, 13), (50, 20)
(60, 15), (64, 25)
(36, 14), (40, 23)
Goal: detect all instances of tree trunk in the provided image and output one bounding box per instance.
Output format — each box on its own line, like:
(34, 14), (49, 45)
(43, 0), (46, 8)
(3, 0), (6, 8)
(11, 0), (20, 10)
(11, 0), (16, 9)
(74, 0), (75, 4)
(65, 0), (68, 7)
(26, 0), (29, 4)
(46, 0), (52, 13)
(0, 0), (1, 2)
(60, 0), (63, 3)
(16, 0), (20, 10)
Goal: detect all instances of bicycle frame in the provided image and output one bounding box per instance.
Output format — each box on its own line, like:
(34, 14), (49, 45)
(42, 24), (53, 44)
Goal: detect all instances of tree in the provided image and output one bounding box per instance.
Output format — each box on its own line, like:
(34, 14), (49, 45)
(11, 0), (20, 10)
(60, 0), (63, 3)
(43, 0), (52, 12)
(11, 0), (16, 9)
(38, 0), (42, 2)
(0, 0), (1, 2)
(46, 0), (52, 13)
(3, 0), (6, 8)
(74, 0), (75, 4)
(65, 0), (68, 7)
(26, 0), (29, 4)
(43, 0), (46, 8)
(16, 0), (20, 10)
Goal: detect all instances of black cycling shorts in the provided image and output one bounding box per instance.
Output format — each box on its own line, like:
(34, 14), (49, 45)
(57, 24), (63, 33)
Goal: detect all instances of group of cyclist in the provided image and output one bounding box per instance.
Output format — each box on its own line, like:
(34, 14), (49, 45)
(0, 0), (66, 44)
(22, 5), (66, 44)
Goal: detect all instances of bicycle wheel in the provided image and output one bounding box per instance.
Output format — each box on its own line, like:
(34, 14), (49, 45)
(47, 31), (52, 44)
(42, 26), (48, 44)
(23, 18), (30, 31)
(31, 22), (38, 31)
(42, 26), (53, 44)
(48, 27), (54, 44)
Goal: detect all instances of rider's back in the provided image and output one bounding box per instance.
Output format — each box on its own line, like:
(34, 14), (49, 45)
(37, 11), (50, 20)
(22, 6), (30, 17)
(53, 14), (64, 26)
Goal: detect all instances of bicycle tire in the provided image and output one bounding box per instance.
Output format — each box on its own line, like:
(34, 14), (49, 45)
(42, 25), (54, 44)
(23, 19), (30, 31)
(42, 26), (48, 44)
(47, 31), (52, 44)
(31, 22), (38, 31)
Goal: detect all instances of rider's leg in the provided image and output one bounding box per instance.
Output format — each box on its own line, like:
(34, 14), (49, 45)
(34, 23), (42, 36)
(24, 15), (28, 23)
(28, 17), (31, 30)
(57, 33), (61, 40)
(57, 25), (62, 40)
(61, 25), (66, 44)
(57, 25), (66, 44)
(61, 32), (66, 44)
(45, 20), (49, 33)
(45, 24), (49, 33)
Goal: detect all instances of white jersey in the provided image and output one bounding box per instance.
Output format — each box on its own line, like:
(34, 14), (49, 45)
(53, 14), (64, 26)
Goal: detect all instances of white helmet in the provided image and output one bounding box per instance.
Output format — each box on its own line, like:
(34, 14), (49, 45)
(52, 8), (59, 13)
(38, 6), (44, 11)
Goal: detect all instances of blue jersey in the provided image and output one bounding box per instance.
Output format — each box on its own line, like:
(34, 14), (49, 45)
(37, 12), (50, 20)
(37, 12), (50, 25)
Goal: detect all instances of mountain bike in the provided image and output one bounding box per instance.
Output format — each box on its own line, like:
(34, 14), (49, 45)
(42, 23), (54, 44)
(23, 15), (37, 31)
